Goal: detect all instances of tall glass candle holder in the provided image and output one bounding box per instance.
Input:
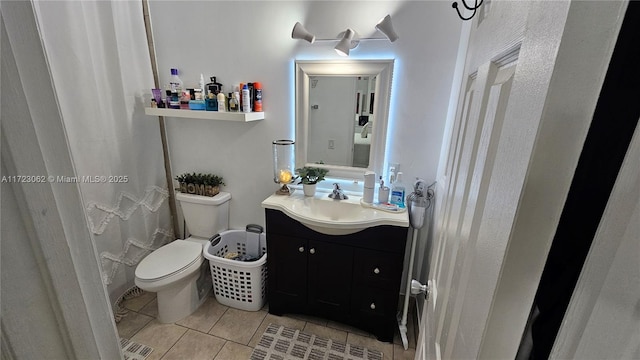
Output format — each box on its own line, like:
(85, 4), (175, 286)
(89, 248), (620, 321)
(273, 140), (295, 195)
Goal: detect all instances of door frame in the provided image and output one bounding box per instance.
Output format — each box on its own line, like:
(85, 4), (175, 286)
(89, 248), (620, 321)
(418, 1), (630, 359)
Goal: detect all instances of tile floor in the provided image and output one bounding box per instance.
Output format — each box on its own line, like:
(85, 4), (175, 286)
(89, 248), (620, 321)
(117, 291), (417, 360)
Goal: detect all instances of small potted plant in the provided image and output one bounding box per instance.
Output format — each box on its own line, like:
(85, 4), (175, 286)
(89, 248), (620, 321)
(175, 172), (225, 197)
(296, 166), (329, 197)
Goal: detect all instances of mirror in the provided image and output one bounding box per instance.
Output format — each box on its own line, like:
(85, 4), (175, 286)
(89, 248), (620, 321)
(295, 60), (394, 179)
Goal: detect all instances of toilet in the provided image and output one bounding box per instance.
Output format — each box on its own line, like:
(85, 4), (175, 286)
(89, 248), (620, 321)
(135, 191), (231, 323)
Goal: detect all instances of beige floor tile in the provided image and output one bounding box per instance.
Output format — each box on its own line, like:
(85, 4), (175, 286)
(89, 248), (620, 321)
(176, 297), (229, 333)
(248, 313), (307, 348)
(208, 308), (267, 345)
(116, 311), (153, 339)
(303, 322), (348, 343)
(139, 298), (159, 318)
(161, 329), (225, 360)
(347, 332), (395, 360)
(213, 341), (253, 360)
(122, 291), (156, 311)
(393, 344), (415, 360)
(326, 320), (374, 338)
(131, 320), (187, 360)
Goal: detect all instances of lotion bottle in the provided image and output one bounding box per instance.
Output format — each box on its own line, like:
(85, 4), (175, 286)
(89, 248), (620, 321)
(169, 68), (183, 95)
(217, 91), (226, 112)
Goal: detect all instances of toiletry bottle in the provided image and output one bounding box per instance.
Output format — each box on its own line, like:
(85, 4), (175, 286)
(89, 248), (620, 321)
(238, 83), (245, 110)
(207, 76), (223, 95)
(205, 91), (218, 111)
(378, 176), (390, 204)
(248, 83), (255, 111)
(169, 68), (183, 95)
(390, 172), (406, 208)
(253, 82), (263, 111)
(194, 88), (203, 101)
(363, 171), (376, 204)
(229, 92), (239, 112)
(242, 84), (251, 112)
(169, 90), (180, 109)
(180, 90), (190, 109)
(217, 91), (226, 112)
(199, 73), (206, 97)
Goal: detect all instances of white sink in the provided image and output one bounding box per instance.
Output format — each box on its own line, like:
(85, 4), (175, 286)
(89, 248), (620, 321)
(261, 191), (409, 235)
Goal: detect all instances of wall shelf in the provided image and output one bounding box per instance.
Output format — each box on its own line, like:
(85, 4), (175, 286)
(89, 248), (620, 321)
(144, 108), (264, 122)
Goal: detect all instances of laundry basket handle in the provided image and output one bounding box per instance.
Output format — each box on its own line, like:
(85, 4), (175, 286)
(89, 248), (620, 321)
(209, 233), (222, 246)
(246, 224), (264, 234)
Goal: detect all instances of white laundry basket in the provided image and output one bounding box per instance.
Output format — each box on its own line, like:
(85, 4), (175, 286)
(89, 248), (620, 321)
(203, 225), (267, 311)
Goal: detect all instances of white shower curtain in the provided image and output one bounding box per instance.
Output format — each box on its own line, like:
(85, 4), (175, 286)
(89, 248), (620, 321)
(31, 0), (173, 303)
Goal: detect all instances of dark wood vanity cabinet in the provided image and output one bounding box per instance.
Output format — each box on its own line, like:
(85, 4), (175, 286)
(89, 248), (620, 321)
(265, 209), (408, 342)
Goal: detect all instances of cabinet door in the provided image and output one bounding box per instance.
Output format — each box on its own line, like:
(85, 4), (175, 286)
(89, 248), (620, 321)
(266, 234), (308, 315)
(307, 239), (353, 319)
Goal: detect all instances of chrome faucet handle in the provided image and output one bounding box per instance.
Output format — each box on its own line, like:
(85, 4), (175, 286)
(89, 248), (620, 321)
(329, 183), (348, 200)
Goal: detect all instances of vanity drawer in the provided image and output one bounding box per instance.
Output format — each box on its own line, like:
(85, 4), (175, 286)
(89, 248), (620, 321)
(353, 249), (403, 288)
(351, 287), (396, 316)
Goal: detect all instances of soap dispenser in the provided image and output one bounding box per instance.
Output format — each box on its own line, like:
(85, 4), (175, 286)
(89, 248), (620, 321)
(390, 172), (406, 208)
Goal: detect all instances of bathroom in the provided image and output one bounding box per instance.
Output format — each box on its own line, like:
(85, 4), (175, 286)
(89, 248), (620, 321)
(3, 1), (638, 360)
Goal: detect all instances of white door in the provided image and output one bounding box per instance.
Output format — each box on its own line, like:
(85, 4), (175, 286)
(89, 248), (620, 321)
(417, 1), (629, 359)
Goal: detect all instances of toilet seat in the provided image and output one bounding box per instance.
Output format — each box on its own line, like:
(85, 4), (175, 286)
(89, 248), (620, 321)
(136, 240), (203, 282)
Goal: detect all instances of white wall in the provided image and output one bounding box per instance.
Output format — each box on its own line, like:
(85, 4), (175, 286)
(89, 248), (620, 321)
(148, 1), (463, 229)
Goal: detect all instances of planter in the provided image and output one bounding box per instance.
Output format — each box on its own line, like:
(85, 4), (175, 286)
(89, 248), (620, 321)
(178, 182), (220, 197)
(303, 183), (317, 197)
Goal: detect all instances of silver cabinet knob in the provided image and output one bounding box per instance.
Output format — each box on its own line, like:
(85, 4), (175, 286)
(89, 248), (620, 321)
(309, 248), (316, 254)
(299, 246), (305, 253)
(370, 303), (376, 310)
(373, 268), (380, 274)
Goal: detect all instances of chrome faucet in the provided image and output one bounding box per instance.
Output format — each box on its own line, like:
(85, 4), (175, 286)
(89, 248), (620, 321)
(328, 183), (348, 200)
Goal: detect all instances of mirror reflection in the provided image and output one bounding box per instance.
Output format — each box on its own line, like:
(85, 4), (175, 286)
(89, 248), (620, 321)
(307, 75), (377, 168)
(295, 59), (393, 179)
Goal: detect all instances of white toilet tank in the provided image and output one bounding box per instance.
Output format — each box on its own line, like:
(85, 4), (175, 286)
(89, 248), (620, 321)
(176, 191), (231, 238)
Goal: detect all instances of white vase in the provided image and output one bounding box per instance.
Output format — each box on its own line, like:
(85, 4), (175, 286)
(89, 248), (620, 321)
(303, 183), (316, 197)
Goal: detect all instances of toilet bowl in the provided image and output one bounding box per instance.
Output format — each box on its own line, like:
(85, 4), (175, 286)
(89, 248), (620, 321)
(134, 191), (231, 323)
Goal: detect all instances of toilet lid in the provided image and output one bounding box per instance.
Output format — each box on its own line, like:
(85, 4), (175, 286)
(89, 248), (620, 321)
(136, 240), (203, 281)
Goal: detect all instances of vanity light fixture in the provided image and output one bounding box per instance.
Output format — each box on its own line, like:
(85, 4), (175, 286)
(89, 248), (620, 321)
(291, 22), (316, 43)
(290, 14), (398, 57)
(375, 15), (399, 42)
(334, 29), (358, 57)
